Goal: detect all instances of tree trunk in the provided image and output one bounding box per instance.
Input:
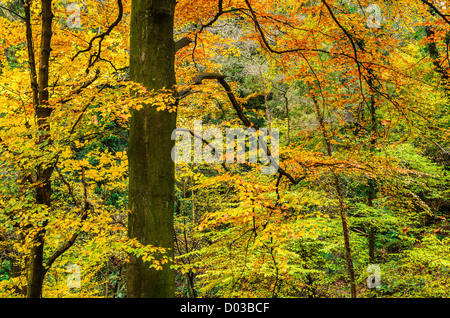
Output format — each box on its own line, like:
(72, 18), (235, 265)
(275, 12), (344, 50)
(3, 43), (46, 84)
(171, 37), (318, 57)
(311, 91), (357, 298)
(26, 0), (54, 298)
(366, 71), (378, 265)
(334, 178), (357, 298)
(127, 0), (177, 298)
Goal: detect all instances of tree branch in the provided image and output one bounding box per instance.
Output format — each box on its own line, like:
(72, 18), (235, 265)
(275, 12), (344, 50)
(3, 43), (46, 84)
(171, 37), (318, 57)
(420, 0), (450, 26)
(175, 36), (193, 52)
(55, 166), (80, 207)
(69, 82), (108, 135)
(43, 167), (90, 275)
(190, 72), (307, 184)
(23, 0), (38, 108)
(71, 0), (123, 73)
(192, 72), (254, 128)
(173, 127), (229, 171)
(0, 4), (24, 20)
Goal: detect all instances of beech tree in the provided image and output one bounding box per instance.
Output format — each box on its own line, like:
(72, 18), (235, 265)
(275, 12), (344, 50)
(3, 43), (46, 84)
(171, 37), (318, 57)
(0, 0), (449, 299)
(126, 0), (177, 298)
(0, 0), (167, 298)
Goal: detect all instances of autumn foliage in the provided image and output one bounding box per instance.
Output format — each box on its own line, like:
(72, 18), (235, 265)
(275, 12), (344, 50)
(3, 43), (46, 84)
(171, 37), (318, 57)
(0, 0), (449, 298)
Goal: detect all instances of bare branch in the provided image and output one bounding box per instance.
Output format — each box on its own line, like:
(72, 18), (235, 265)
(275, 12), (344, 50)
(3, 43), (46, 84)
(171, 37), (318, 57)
(69, 82), (108, 135)
(55, 166), (80, 208)
(71, 0), (123, 73)
(0, 4), (24, 20)
(175, 36), (193, 52)
(43, 167), (90, 275)
(189, 72), (307, 184)
(420, 0), (450, 26)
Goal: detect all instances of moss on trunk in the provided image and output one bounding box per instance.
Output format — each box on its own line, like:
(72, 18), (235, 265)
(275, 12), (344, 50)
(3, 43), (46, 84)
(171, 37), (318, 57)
(127, 0), (177, 298)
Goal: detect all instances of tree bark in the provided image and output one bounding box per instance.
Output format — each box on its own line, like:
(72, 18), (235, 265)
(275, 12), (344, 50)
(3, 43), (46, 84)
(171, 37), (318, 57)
(127, 0), (177, 298)
(26, 0), (54, 298)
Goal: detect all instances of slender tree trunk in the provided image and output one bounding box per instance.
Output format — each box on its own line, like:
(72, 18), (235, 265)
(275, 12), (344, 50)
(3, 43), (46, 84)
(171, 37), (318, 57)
(26, 0), (54, 298)
(333, 176), (357, 298)
(423, 6), (450, 99)
(368, 224), (375, 264)
(366, 70), (379, 265)
(311, 91), (357, 298)
(127, 0), (177, 298)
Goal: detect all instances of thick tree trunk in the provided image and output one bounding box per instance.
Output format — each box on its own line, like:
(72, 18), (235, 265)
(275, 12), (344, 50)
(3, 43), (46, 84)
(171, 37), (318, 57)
(127, 0), (177, 298)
